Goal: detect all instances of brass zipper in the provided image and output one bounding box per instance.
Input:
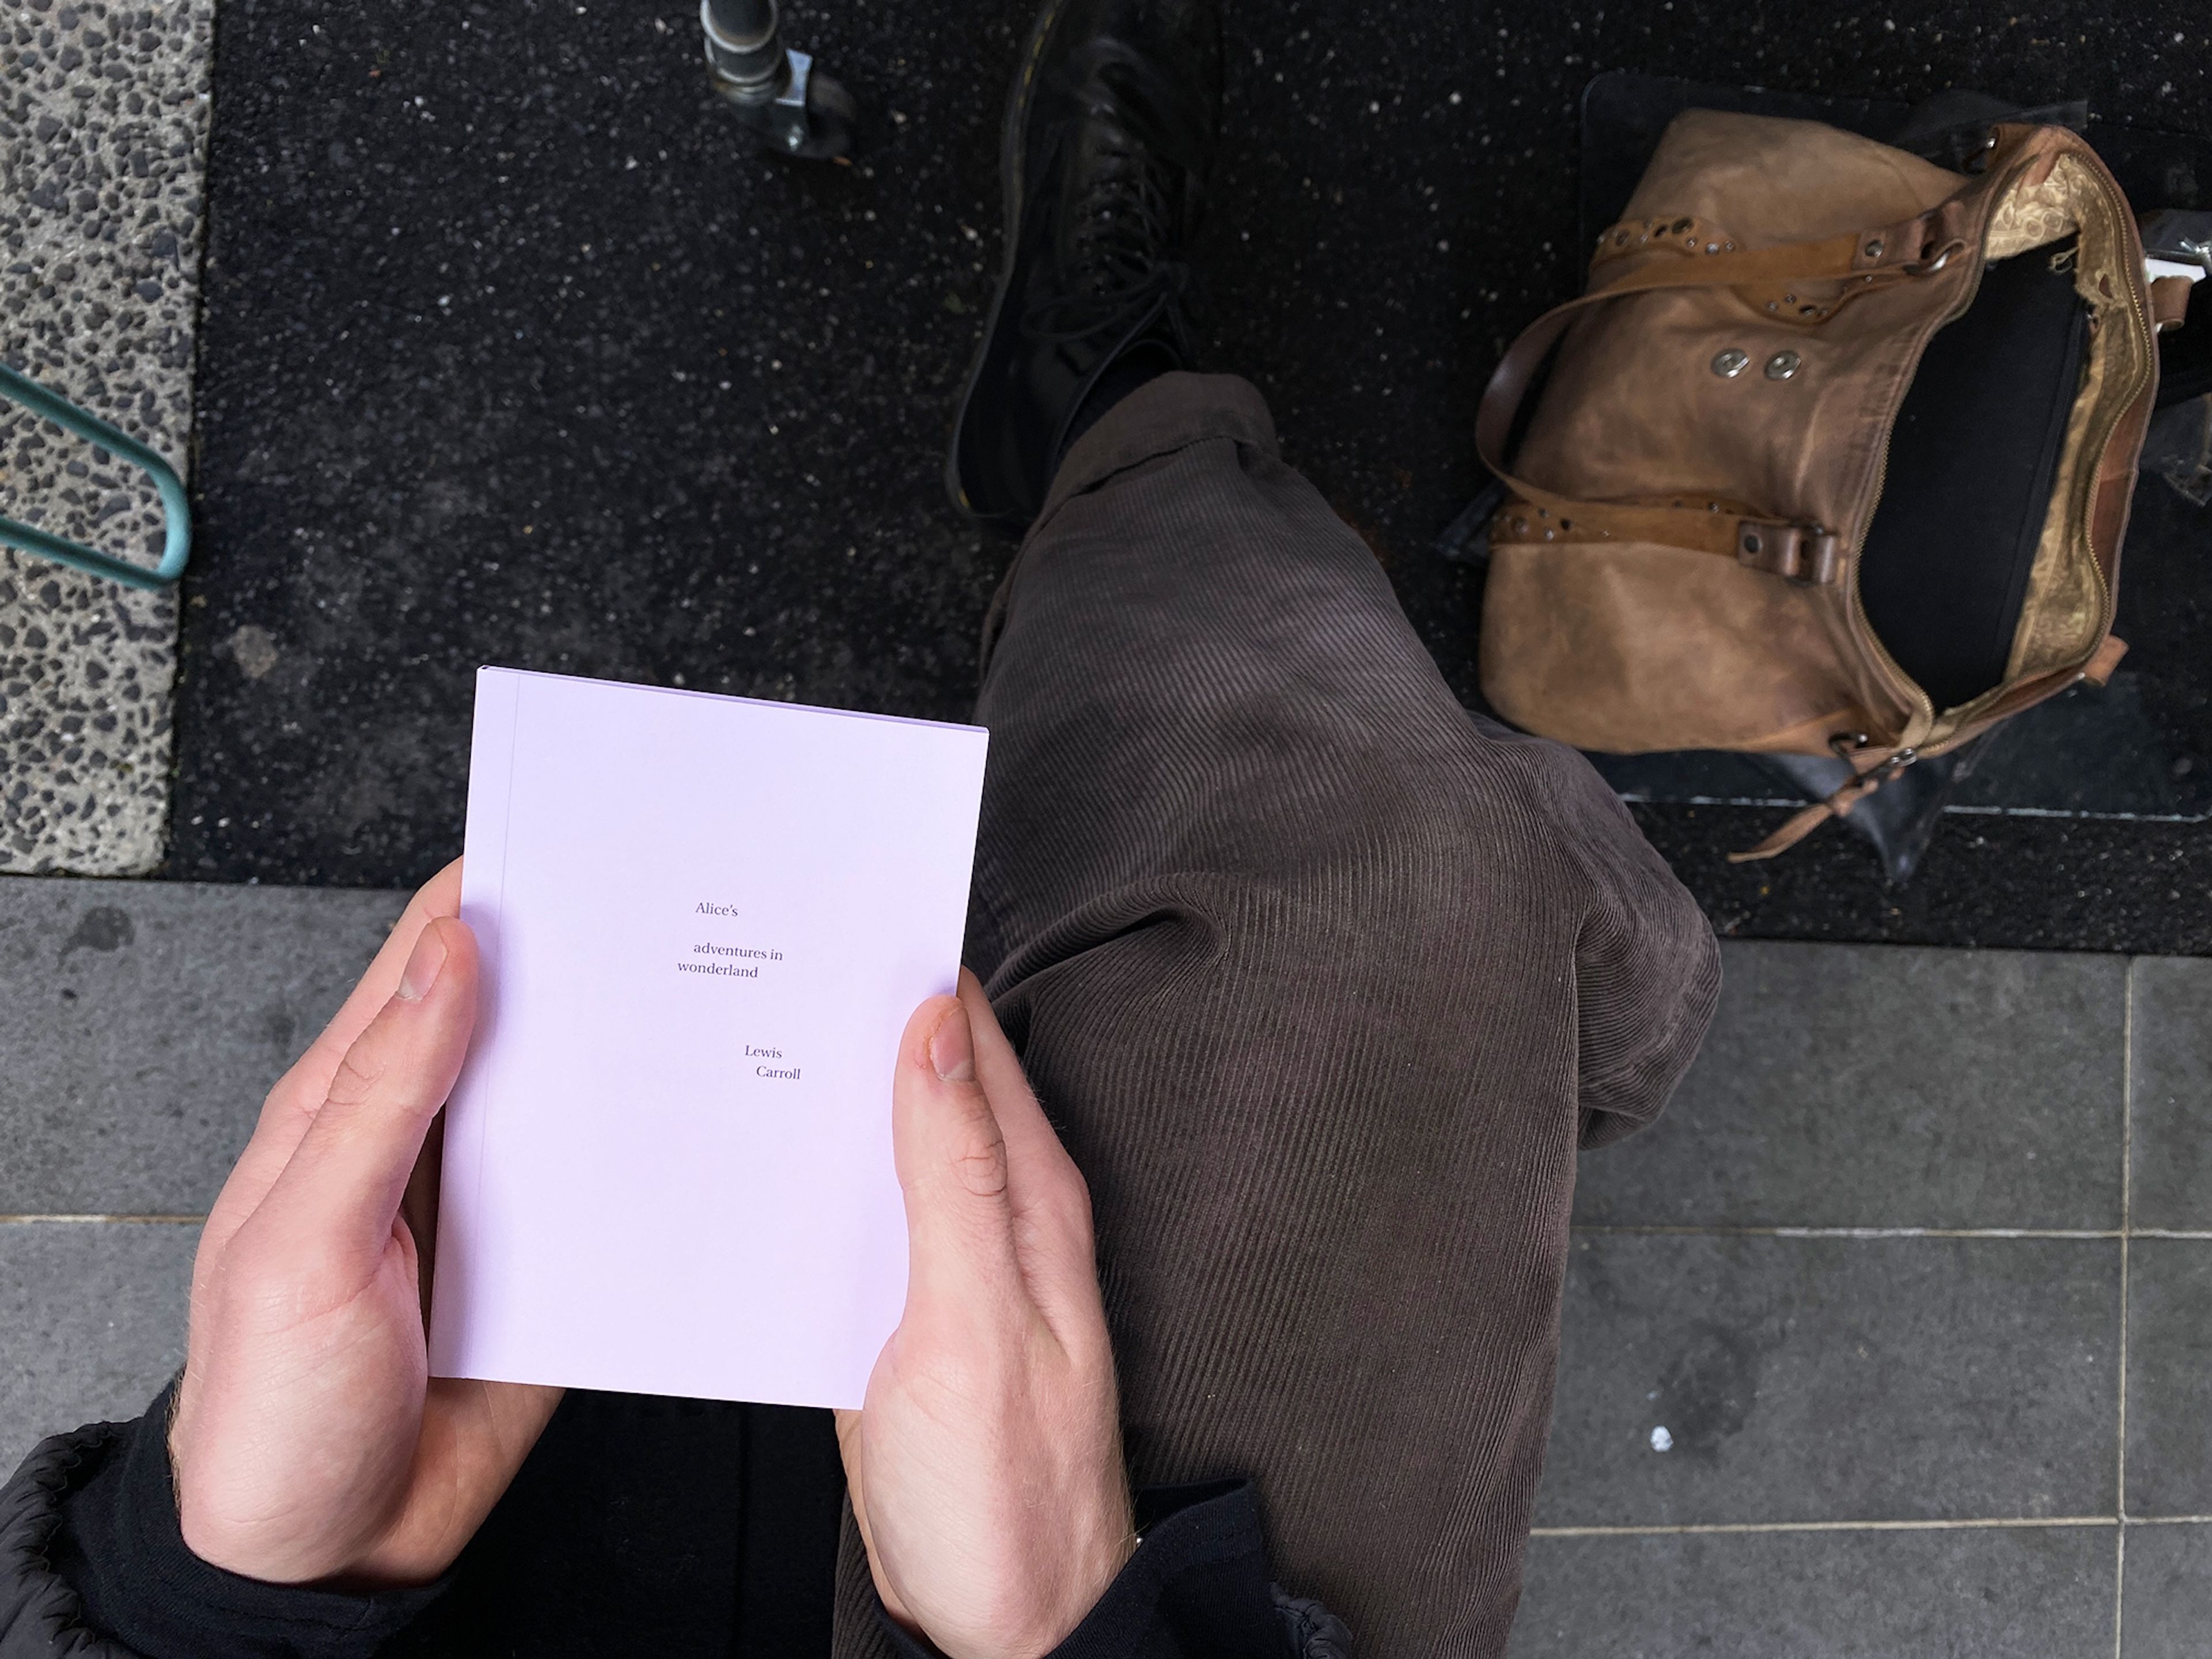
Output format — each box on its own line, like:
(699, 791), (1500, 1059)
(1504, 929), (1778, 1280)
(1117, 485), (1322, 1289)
(1927, 153), (2153, 749)
(1843, 142), (2153, 761)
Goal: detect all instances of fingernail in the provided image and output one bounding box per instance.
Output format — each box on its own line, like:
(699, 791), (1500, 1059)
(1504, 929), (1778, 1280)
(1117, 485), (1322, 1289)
(397, 925), (449, 1002)
(928, 1003), (975, 1082)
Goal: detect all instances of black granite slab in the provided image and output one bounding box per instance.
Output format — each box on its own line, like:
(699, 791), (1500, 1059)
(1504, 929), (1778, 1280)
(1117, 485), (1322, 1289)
(2128, 956), (2212, 1233)
(2123, 1525), (2212, 1659)
(1536, 1233), (2121, 1527)
(1571, 941), (2127, 1232)
(1511, 1527), (2116, 1659)
(172, 0), (2212, 949)
(2124, 1240), (2212, 1519)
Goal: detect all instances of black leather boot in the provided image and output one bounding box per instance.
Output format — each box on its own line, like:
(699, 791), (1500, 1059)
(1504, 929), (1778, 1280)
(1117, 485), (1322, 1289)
(945, 0), (1224, 535)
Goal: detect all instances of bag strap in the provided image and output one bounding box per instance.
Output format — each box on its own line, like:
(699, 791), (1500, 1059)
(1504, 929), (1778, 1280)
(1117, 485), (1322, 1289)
(1725, 632), (2133, 862)
(1728, 748), (1920, 863)
(1474, 196), (1975, 582)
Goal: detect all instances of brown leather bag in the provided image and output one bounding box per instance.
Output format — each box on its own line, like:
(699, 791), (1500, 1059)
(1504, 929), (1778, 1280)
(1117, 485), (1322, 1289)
(1476, 111), (2191, 860)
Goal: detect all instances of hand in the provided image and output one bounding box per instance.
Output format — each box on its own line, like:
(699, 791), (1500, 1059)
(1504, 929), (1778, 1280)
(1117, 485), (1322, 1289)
(169, 861), (561, 1586)
(837, 971), (1136, 1659)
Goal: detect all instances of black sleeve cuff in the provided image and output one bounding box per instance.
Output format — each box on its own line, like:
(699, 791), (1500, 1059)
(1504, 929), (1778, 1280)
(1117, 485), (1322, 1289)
(874, 1480), (1301, 1659)
(37, 1381), (451, 1659)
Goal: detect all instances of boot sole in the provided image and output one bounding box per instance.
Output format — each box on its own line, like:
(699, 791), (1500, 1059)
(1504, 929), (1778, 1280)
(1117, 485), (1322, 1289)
(941, 0), (1074, 533)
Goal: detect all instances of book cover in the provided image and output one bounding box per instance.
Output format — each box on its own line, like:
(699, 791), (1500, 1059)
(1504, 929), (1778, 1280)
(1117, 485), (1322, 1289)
(426, 666), (988, 1408)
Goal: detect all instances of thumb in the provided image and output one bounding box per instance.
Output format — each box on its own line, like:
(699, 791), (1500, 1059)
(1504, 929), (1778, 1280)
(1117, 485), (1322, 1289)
(253, 916), (480, 1266)
(893, 996), (1021, 1313)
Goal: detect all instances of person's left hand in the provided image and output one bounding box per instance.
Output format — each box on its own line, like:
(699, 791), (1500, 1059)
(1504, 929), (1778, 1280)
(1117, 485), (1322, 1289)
(836, 971), (1136, 1659)
(168, 861), (562, 1586)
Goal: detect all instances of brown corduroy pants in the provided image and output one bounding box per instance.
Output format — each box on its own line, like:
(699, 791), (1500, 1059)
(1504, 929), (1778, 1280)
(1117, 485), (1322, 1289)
(834, 373), (1721, 1657)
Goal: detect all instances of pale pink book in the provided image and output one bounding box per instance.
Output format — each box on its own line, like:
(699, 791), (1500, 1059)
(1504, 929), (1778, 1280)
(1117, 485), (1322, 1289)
(427, 666), (988, 1409)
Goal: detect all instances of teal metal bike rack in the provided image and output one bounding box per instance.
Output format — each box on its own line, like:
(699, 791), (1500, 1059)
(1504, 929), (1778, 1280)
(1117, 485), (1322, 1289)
(0, 361), (192, 592)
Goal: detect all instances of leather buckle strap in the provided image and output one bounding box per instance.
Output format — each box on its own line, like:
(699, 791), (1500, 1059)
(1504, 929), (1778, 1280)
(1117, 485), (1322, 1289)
(1734, 521), (1843, 584)
(1851, 195), (1976, 276)
(2150, 274), (2195, 332)
(1728, 744), (1918, 862)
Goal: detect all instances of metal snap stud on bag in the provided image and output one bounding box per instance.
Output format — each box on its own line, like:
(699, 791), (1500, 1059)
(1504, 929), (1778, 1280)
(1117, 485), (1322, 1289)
(1711, 347), (1750, 378)
(1764, 350), (1802, 380)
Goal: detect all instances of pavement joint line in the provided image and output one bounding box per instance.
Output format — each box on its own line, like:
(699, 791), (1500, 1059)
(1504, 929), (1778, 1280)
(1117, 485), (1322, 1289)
(2115, 967), (2136, 1659)
(1533, 1514), (2212, 1539)
(1608, 798), (2210, 825)
(1942, 805), (2211, 823)
(1574, 1226), (2212, 1240)
(1530, 1517), (2123, 1537)
(1569, 1225), (2126, 1239)
(0, 1214), (207, 1225)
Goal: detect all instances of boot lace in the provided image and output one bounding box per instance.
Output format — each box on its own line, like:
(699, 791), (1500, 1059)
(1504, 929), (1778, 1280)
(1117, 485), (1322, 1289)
(1022, 46), (1206, 351)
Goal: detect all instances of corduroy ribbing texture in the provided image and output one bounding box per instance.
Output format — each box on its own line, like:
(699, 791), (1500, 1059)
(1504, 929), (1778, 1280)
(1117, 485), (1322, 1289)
(836, 373), (1721, 1658)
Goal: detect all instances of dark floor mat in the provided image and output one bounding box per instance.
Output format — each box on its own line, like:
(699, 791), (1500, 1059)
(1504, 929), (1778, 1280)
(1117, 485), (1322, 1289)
(173, 0), (2212, 949)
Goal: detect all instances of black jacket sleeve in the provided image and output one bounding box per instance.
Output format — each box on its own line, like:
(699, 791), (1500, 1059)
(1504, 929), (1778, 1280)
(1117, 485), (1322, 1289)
(2, 1399), (1352, 1659)
(873, 1481), (1353, 1659)
(0, 1384), (448, 1659)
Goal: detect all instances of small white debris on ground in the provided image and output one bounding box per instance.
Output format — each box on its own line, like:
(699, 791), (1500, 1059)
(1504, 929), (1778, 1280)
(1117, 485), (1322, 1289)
(1649, 1425), (1673, 1452)
(224, 623), (277, 681)
(1, 0), (213, 873)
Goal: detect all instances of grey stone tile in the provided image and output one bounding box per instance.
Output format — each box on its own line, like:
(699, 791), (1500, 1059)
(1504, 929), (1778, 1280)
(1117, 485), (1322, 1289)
(0, 1220), (196, 1475)
(1573, 941), (2128, 1230)
(2122, 1522), (2212, 1658)
(2124, 1240), (2212, 1519)
(2128, 959), (2212, 1233)
(0, 876), (407, 1214)
(1507, 1525), (2115, 1659)
(2, 0), (213, 874)
(1535, 1234), (2120, 1527)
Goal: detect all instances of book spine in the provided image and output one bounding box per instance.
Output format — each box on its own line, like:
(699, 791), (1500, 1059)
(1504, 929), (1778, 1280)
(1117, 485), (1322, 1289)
(426, 668), (524, 1376)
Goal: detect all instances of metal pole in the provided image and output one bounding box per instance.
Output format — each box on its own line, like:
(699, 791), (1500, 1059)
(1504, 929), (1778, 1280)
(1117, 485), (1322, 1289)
(700, 0), (788, 102)
(695, 0), (855, 159)
(705, 0), (775, 35)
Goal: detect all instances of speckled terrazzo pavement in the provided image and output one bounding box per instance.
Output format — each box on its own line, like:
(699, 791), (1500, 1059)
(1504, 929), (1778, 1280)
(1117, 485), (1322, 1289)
(1, 0), (210, 874)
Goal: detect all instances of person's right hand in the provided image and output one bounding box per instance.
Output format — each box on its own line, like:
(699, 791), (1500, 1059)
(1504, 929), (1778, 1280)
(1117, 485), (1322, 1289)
(168, 862), (561, 1586)
(836, 972), (1137, 1659)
